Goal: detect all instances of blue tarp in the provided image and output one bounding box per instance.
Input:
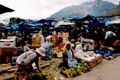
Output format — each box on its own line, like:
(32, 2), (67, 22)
(11, 24), (19, 30)
(22, 23), (42, 29)
(4, 26), (12, 30)
(34, 19), (57, 23)
(99, 16), (112, 23)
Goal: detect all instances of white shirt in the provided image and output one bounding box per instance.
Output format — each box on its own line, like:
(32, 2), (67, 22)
(67, 49), (73, 60)
(105, 31), (116, 39)
(16, 50), (37, 65)
(75, 43), (82, 52)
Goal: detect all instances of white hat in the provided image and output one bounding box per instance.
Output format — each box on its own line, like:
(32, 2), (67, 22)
(36, 47), (45, 57)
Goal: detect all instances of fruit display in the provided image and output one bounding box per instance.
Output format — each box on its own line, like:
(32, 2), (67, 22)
(62, 67), (81, 77)
(28, 59), (92, 79)
(0, 57), (100, 80)
(80, 63), (91, 73)
(61, 63), (91, 78)
(28, 69), (48, 80)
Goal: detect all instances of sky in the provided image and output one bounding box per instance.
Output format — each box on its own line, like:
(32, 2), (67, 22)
(0, 0), (120, 20)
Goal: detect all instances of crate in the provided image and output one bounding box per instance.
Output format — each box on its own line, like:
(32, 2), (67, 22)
(96, 56), (103, 64)
(81, 56), (103, 68)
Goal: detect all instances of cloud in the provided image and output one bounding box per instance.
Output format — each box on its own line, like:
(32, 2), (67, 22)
(0, 0), (81, 19)
(0, 0), (119, 20)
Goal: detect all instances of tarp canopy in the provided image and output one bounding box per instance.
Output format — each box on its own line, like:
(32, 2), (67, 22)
(0, 4), (14, 14)
(4, 26), (12, 30)
(34, 19), (57, 24)
(0, 26), (12, 31)
(0, 26), (5, 31)
(81, 15), (99, 22)
(69, 15), (99, 22)
(99, 16), (112, 23)
(106, 19), (120, 25)
(55, 21), (74, 28)
(22, 23), (42, 30)
(69, 14), (106, 27)
(11, 24), (19, 30)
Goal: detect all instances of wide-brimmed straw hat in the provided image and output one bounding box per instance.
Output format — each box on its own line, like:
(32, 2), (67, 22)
(36, 47), (46, 57)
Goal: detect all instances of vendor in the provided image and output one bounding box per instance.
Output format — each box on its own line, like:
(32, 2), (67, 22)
(16, 47), (45, 79)
(104, 30), (116, 46)
(63, 43), (78, 68)
(41, 38), (53, 60)
(112, 37), (120, 52)
(95, 41), (113, 60)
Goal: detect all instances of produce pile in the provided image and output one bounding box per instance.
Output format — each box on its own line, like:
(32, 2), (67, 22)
(28, 58), (64, 80)
(28, 69), (48, 80)
(0, 58), (97, 80)
(28, 59), (91, 80)
(61, 63), (91, 78)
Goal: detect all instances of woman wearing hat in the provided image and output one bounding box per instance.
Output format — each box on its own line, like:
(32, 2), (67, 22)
(16, 47), (45, 80)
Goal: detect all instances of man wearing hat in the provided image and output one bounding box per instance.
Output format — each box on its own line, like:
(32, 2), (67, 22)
(16, 47), (45, 79)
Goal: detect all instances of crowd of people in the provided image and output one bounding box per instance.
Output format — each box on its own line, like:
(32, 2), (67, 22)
(0, 24), (120, 79)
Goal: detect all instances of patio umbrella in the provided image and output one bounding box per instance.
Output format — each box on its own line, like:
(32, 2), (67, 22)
(0, 4), (14, 14)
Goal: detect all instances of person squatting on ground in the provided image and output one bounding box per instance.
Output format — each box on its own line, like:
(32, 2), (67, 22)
(16, 47), (46, 80)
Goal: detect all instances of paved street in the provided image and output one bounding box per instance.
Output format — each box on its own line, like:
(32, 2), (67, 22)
(73, 57), (120, 80)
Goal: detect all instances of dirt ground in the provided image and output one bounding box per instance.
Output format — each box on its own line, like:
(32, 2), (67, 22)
(73, 56), (120, 80)
(1, 57), (120, 80)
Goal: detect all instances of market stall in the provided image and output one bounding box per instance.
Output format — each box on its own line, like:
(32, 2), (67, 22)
(0, 36), (17, 63)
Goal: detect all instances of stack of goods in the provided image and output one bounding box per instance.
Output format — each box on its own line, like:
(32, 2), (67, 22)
(75, 50), (103, 68)
(32, 33), (41, 48)
(81, 54), (103, 68)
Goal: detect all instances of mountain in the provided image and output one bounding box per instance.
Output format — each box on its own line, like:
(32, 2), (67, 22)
(105, 2), (120, 16)
(50, 0), (117, 19)
(113, 2), (120, 15)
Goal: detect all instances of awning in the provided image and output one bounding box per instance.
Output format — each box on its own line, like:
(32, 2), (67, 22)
(106, 19), (120, 25)
(0, 4), (14, 14)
